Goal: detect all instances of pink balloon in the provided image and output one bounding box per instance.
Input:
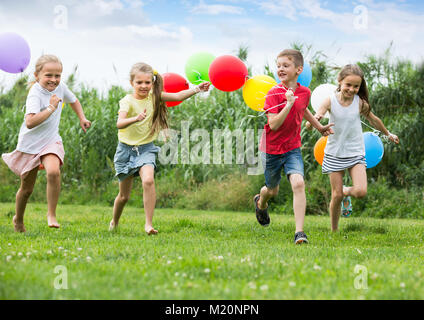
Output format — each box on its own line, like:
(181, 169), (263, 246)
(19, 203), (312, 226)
(208, 55), (248, 92)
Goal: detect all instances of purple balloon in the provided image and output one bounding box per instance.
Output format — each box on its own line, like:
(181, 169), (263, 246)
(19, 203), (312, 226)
(0, 33), (31, 74)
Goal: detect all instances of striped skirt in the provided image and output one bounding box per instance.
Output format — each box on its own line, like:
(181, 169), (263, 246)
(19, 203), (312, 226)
(322, 153), (366, 174)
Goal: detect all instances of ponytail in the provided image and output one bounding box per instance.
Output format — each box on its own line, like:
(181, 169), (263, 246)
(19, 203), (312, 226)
(151, 72), (169, 136)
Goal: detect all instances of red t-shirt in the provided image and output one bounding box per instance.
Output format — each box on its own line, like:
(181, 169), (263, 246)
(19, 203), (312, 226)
(259, 83), (311, 155)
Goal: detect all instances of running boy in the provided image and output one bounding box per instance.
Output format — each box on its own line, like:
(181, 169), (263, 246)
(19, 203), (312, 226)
(254, 49), (333, 244)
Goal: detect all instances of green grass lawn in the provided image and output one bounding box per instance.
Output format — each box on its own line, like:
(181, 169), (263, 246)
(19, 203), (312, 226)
(0, 202), (423, 300)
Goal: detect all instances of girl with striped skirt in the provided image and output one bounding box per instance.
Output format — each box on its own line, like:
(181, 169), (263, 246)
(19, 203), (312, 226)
(312, 65), (399, 231)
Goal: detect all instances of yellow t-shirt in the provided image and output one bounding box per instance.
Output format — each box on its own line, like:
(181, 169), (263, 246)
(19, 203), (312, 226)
(118, 93), (158, 146)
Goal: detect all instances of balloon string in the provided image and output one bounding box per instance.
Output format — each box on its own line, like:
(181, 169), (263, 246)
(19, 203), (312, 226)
(247, 101), (288, 118)
(361, 120), (380, 134)
(257, 91), (298, 101)
(192, 69), (203, 84)
(255, 79), (279, 86)
(361, 120), (391, 142)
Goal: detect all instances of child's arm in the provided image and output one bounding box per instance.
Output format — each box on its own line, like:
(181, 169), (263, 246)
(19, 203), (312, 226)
(161, 82), (210, 102)
(26, 94), (61, 129)
(305, 96), (331, 131)
(69, 99), (91, 133)
(361, 101), (399, 144)
(304, 108), (334, 136)
(117, 110), (147, 129)
(267, 89), (296, 131)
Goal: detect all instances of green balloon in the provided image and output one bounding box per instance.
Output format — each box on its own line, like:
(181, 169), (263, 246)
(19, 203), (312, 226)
(185, 52), (215, 85)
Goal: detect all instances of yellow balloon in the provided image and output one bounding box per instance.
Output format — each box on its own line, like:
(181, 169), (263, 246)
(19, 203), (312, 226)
(242, 75), (277, 112)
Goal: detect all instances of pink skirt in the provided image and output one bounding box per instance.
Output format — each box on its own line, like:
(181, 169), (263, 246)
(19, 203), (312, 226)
(1, 141), (65, 178)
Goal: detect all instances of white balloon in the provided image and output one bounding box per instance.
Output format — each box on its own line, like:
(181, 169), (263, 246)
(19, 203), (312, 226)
(311, 84), (337, 119)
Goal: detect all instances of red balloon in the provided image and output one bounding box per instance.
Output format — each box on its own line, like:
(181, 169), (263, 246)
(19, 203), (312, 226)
(208, 55), (248, 92)
(162, 72), (189, 107)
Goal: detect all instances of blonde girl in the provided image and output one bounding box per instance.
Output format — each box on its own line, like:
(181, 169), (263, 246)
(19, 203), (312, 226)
(1, 54), (91, 232)
(110, 62), (210, 234)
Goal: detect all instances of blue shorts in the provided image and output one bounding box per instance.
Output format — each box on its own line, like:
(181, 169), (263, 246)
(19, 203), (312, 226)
(114, 142), (160, 182)
(261, 148), (304, 188)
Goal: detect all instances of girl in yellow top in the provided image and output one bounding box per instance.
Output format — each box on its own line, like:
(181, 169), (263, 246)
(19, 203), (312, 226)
(110, 62), (210, 235)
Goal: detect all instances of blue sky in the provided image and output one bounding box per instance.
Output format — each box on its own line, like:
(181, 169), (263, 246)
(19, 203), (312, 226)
(0, 0), (423, 92)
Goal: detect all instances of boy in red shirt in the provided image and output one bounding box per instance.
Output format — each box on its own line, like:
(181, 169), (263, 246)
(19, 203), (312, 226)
(254, 49), (333, 244)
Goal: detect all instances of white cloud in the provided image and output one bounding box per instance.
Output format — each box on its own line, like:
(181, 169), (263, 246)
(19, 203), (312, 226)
(258, 0), (298, 20)
(75, 0), (124, 16)
(191, 0), (245, 15)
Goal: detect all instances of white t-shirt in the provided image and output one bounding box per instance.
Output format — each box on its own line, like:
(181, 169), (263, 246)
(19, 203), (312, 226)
(16, 82), (77, 154)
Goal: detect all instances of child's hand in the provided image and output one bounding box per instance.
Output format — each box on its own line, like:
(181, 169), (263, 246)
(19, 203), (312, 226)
(285, 89), (297, 105)
(319, 123), (335, 136)
(388, 132), (399, 144)
(135, 109), (147, 122)
(80, 118), (91, 133)
(50, 94), (62, 109)
(197, 82), (211, 92)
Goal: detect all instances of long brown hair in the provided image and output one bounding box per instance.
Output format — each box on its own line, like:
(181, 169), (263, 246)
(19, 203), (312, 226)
(337, 64), (370, 116)
(129, 62), (168, 136)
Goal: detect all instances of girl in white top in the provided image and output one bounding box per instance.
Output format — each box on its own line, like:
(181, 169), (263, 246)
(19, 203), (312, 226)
(1, 55), (91, 232)
(313, 64), (399, 232)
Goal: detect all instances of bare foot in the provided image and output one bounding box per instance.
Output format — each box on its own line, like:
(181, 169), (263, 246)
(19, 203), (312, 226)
(145, 225), (158, 235)
(47, 215), (60, 229)
(13, 215), (26, 233)
(109, 220), (118, 231)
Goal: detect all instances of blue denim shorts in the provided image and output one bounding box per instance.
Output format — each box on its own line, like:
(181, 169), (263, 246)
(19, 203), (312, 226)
(261, 148), (304, 188)
(114, 142), (161, 181)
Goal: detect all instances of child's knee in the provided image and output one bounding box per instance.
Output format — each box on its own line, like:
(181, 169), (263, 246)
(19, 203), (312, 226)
(142, 177), (155, 189)
(332, 191), (343, 202)
(290, 177), (305, 192)
(355, 188), (367, 199)
(118, 193), (130, 203)
(19, 187), (34, 199)
(46, 169), (60, 181)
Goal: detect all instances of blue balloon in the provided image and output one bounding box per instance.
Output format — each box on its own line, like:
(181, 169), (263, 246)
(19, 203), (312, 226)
(274, 61), (312, 87)
(298, 61), (312, 87)
(363, 132), (384, 169)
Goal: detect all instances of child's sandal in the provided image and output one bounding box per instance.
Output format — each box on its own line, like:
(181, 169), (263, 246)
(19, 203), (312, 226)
(341, 196), (352, 218)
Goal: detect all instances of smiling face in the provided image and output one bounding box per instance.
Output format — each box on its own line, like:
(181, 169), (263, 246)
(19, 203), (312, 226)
(276, 56), (303, 84)
(339, 74), (362, 99)
(131, 72), (153, 99)
(35, 62), (62, 92)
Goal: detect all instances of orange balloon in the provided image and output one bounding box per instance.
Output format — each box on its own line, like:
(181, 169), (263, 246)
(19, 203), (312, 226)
(313, 136), (328, 165)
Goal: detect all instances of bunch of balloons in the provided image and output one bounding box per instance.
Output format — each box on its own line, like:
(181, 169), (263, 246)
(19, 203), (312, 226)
(163, 51), (251, 108)
(0, 32), (31, 74)
(166, 51), (317, 112)
(313, 132), (385, 169)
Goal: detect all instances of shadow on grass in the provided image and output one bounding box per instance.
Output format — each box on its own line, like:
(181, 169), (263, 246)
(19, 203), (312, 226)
(343, 222), (388, 234)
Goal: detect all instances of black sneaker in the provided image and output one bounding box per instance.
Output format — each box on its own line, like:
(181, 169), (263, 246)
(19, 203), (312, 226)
(294, 231), (309, 244)
(253, 194), (270, 226)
